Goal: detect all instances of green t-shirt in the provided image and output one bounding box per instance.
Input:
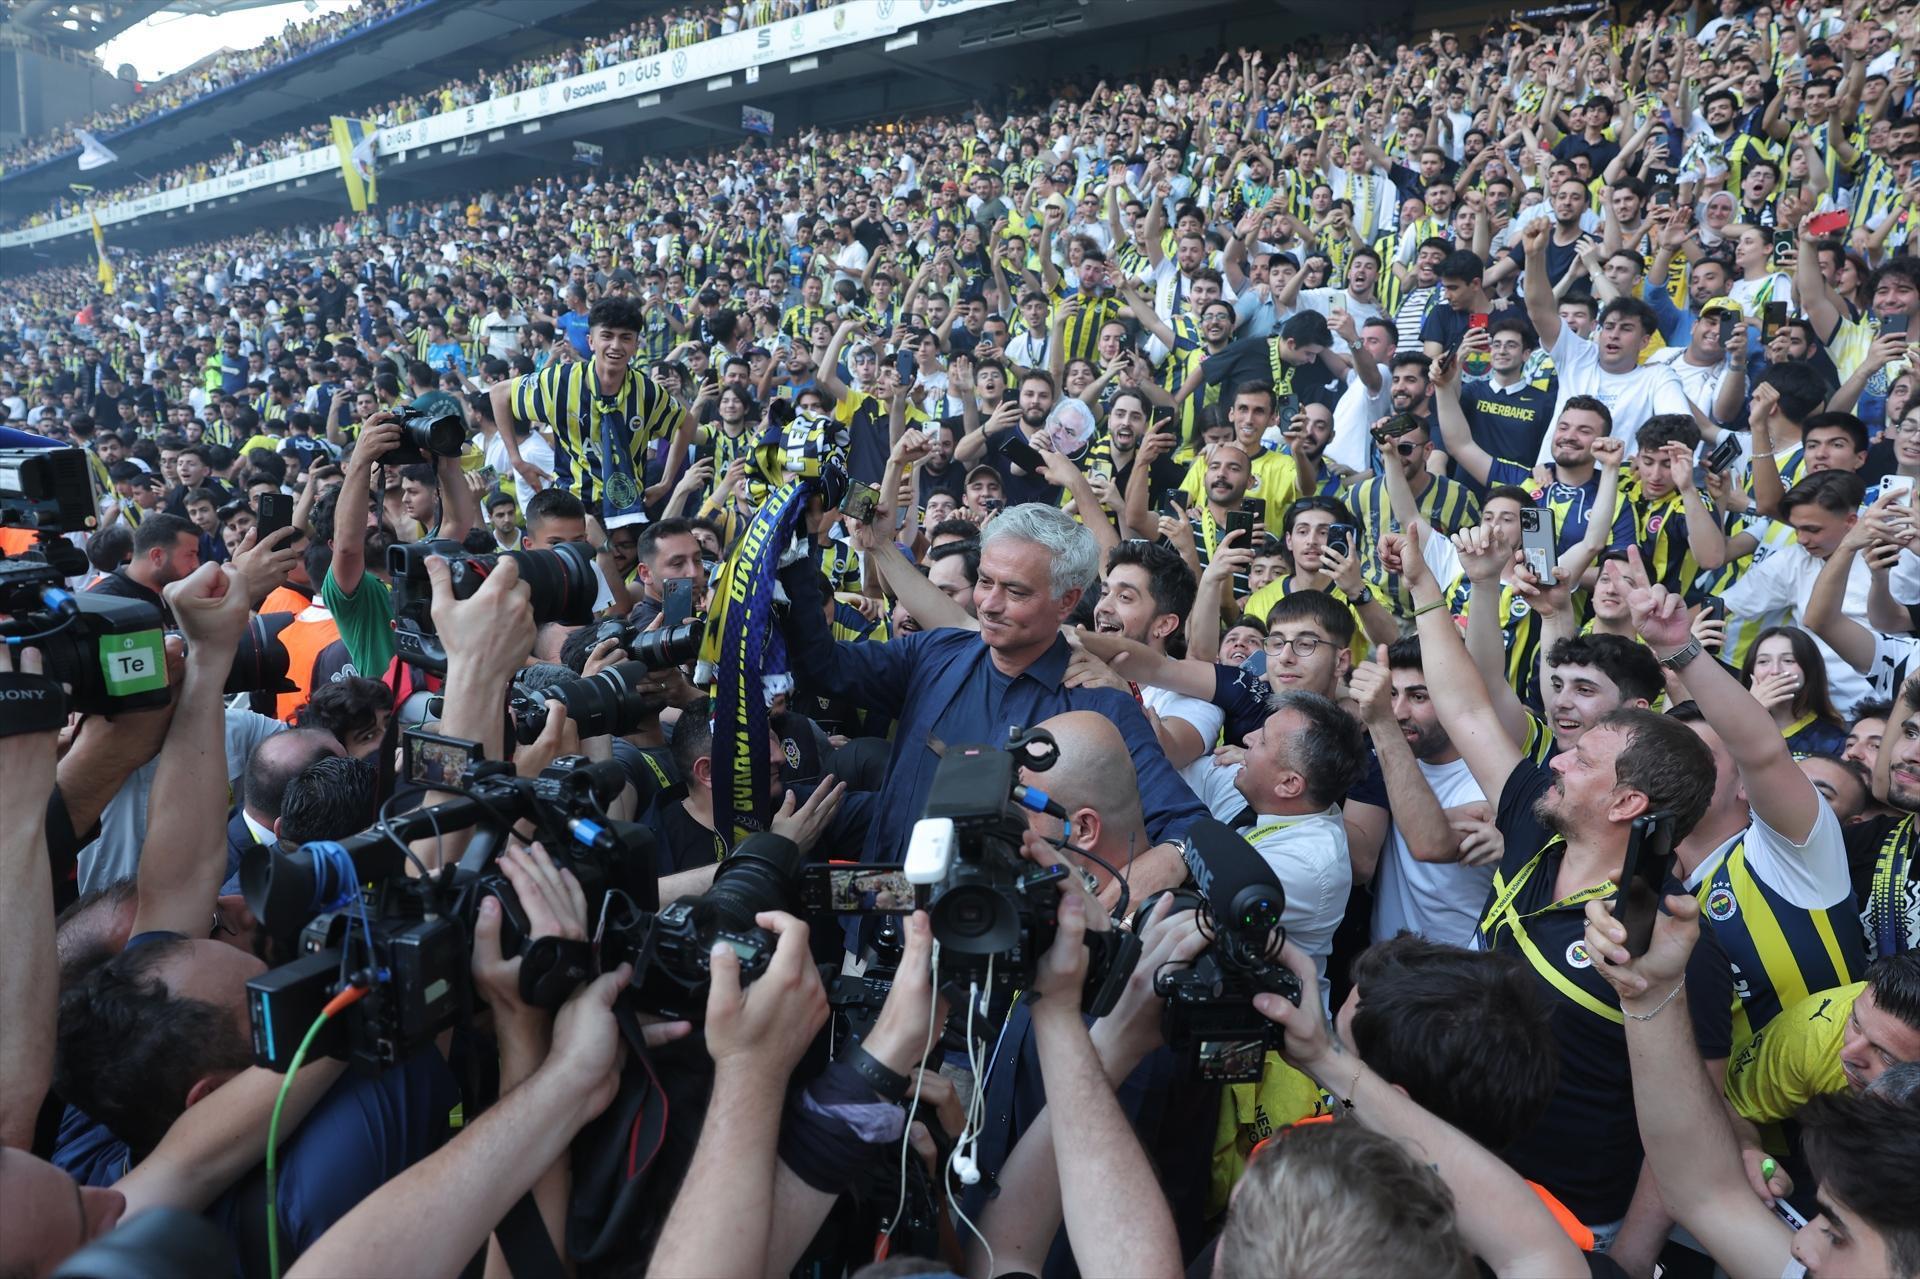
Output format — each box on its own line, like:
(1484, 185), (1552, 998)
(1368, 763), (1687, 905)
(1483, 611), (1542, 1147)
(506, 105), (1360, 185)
(320, 566), (394, 677)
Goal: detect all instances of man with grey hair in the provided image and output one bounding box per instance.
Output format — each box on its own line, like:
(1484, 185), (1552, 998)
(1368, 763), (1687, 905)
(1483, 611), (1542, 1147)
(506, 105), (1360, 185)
(777, 502), (1205, 886)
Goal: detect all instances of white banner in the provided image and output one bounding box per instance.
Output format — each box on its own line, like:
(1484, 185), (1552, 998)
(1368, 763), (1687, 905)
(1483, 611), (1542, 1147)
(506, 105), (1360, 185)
(3, 0), (1012, 249)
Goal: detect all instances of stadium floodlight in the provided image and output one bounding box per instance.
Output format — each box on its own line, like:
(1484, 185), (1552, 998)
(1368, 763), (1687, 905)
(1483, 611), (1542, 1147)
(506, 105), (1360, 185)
(787, 55), (818, 73)
(884, 32), (918, 51)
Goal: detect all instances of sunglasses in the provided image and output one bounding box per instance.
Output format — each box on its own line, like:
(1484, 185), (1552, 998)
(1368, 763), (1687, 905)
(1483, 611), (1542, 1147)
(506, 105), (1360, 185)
(1392, 439), (1427, 456)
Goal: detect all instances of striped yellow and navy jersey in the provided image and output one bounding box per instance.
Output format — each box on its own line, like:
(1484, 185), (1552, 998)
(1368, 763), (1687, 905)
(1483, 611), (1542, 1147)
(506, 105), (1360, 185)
(1621, 479), (1715, 597)
(1058, 293), (1123, 366)
(508, 360), (681, 510)
(1351, 473), (1479, 614)
(1690, 825), (1866, 1054)
(1443, 571), (1547, 706)
(780, 303), (827, 343)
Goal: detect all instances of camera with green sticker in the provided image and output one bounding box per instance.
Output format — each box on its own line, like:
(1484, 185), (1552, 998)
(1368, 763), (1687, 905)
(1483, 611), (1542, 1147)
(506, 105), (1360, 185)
(1, 447), (171, 715)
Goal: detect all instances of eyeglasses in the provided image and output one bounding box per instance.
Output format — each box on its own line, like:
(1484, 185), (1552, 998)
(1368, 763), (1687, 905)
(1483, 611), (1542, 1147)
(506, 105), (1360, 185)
(1892, 422), (1920, 438)
(1264, 633), (1328, 657)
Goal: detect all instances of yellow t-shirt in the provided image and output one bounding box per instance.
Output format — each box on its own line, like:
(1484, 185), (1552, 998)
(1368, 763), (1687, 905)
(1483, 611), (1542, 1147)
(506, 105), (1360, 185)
(1725, 982), (1859, 1126)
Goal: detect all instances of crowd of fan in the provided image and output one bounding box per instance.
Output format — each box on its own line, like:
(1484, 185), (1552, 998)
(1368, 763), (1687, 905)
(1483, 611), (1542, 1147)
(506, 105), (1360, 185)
(0, 0), (419, 177)
(6, 0), (847, 232)
(1, 2), (1919, 1277)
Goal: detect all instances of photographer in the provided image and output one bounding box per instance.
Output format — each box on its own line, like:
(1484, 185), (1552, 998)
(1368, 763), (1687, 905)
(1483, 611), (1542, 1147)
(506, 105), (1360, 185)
(319, 414), (404, 677)
(642, 709), (847, 902)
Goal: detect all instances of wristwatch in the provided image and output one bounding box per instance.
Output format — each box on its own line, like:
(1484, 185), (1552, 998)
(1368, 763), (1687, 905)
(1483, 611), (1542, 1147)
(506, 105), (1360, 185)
(1656, 638), (1704, 671)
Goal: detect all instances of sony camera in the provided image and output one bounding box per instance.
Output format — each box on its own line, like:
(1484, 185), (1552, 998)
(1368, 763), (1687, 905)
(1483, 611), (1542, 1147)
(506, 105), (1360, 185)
(386, 539), (598, 673)
(902, 726), (1136, 1009)
(508, 659), (666, 744)
(1136, 818), (1303, 1084)
(0, 547), (170, 716)
(582, 613), (706, 674)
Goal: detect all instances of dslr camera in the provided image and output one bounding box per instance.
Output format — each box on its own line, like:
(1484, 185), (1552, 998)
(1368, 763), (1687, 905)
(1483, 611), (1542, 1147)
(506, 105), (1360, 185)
(387, 539), (599, 673)
(379, 404), (465, 465)
(1135, 818), (1303, 1084)
(903, 726), (1136, 1010)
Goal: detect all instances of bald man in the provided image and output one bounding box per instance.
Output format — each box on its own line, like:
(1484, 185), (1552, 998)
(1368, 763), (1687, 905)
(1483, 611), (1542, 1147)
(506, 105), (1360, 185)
(971, 706), (1214, 1256)
(1019, 709), (1151, 896)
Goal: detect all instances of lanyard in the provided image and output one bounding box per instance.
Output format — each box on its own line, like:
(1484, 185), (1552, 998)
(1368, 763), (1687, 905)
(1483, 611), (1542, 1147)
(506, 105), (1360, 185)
(1481, 845), (1626, 1023)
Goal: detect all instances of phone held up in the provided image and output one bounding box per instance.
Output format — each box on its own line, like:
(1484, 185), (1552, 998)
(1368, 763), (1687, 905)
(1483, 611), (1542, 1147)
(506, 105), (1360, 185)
(1615, 812), (1678, 957)
(1518, 507), (1557, 586)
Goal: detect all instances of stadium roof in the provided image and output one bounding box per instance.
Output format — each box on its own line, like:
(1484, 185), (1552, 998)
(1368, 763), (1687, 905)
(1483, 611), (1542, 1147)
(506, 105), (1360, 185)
(2, 0), (298, 51)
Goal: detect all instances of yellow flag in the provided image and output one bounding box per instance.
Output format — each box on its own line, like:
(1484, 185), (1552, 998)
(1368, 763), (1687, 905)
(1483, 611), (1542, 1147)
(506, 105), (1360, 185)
(330, 116), (379, 212)
(89, 208), (115, 296)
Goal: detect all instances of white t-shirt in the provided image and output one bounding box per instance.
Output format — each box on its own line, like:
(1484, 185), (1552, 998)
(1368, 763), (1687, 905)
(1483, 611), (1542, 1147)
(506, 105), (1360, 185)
(1293, 288), (1383, 356)
(1536, 322), (1694, 463)
(1644, 345), (1733, 416)
(1369, 755), (1491, 947)
(483, 430), (558, 515)
(1720, 541), (1873, 714)
(1327, 367), (1395, 473)
(1186, 762), (1352, 1008)
(1685, 800), (1853, 957)
(1143, 683), (1224, 767)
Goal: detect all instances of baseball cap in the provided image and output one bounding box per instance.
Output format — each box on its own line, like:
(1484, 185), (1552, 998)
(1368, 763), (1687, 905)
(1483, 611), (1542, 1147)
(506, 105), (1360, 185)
(965, 462), (1002, 485)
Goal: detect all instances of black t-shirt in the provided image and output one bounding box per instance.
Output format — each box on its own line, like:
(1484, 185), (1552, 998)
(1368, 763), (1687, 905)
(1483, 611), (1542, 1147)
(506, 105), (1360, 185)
(981, 427), (1064, 507)
(1488, 760), (1734, 1226)
(1503, 233), (1594, 290)
(1553, 132), (1622, 176)
(86, 569), (170, 624)
(917, 459), (965, 506)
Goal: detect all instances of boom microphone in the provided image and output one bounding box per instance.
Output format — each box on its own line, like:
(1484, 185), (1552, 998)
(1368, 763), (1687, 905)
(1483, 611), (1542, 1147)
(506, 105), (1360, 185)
(1180, 818), (1286, 945)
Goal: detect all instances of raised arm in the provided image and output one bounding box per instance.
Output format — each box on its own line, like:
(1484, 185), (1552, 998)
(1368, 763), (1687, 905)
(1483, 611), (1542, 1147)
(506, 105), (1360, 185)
(852, 518), (976, 632)
(1398, 525), (1525, 798)
(329, 414), (401, 597)
(1803, 516), (1890, 677)
(1519, 217), (1563, 350)
(1073, 627), (1220, 702)
(1583, 898), (1795, 1279)
(1431, 336), (1496, 484)
(129, 562), (251, 939)
(0, 648), (57, 1147)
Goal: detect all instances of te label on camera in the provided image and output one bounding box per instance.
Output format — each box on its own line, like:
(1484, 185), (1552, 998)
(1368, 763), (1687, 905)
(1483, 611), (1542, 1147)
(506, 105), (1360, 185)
(99, 630), (168, 696)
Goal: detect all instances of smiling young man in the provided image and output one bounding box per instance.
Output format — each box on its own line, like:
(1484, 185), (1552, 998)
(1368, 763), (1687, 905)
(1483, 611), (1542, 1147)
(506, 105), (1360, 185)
(1089, 539), (1220, 770)
(490, 296), (694, 527)
(1517, 217), (1697, 461)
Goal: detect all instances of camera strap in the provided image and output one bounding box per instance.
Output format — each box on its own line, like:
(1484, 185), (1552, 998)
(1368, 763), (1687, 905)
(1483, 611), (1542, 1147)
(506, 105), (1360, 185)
(486, 1190), (565, 1279)
(0, 671), (65, 736)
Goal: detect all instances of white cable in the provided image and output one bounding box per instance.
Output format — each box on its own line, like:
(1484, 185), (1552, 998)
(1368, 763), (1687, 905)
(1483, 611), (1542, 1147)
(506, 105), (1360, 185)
(945, 956), (994, 1276)
(883, 941), (943, 1251)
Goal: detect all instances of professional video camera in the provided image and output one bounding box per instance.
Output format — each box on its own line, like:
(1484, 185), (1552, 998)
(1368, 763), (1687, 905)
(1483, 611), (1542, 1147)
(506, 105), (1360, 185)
(242, 746), (654, 1074)
(386, 539), (598, 673)
(1133, 818), (1303, 1084)
(0, 547), (171, 716)
(381, 404), (465, 465)
(903, 726), (1137, 1011)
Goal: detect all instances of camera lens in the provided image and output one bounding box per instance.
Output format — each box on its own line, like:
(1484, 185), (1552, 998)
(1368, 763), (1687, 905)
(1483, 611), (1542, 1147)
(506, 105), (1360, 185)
(398, 411), (464, 457)
(546, 661), (663, 739)
(502, 543), (596, 625)
(229, 611), (296, 696)
(696, 833), (804, 931)
(630, 618), (702, 670)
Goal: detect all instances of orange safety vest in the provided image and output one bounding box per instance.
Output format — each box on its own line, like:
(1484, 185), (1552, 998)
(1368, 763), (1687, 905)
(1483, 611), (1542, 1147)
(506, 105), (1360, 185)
(260, 585), (312, 617)
(275, 609), (341, 722)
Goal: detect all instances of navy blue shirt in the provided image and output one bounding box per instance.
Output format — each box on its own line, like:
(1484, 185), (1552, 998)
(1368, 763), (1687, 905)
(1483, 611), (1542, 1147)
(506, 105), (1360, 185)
(779, 557), (1206, 861)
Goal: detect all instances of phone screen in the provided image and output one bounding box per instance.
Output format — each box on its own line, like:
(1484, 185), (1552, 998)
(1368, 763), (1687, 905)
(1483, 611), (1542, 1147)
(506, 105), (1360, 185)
(1616, 812), (1677, 957)
(403, 728), (482, 788)
(839, 480), (881, 525)
(800, 864), (919, 915)
(1518, 507), (1558, 585)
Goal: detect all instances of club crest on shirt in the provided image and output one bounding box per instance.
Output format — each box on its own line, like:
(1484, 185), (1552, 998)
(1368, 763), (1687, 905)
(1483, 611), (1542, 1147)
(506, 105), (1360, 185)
(1705, 885), (1739, 922)
(1565, 940), (1593, 969)
(1509, 596), (1531, 620)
